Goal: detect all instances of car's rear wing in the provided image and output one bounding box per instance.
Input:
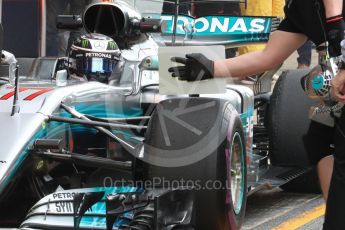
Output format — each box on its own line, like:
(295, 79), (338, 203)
(157, 15), (281, 47)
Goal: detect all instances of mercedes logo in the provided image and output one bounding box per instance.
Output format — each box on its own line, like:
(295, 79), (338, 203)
(93, 41), (106, 50)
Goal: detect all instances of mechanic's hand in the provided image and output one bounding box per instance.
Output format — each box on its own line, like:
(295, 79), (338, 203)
(325, 15), (345, 57)
(331, 69), (345, 103)
(168, 53), (214, 81)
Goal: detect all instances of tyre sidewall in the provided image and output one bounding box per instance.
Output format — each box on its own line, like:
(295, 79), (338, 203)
(224, 115), (247, 230)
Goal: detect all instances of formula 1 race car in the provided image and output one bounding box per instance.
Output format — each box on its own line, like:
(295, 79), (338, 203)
(0, 1), (319, 229)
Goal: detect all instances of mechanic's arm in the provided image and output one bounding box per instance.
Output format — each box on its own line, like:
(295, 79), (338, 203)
(214, 31), (307, 78)
(324, 0), (345, 102)
(331, 70), (345, 103)
(322, 0), (344, 57)
(168, 31), (306, 81)
(331, 40), (345, 103)
(323, 0), (343, 17)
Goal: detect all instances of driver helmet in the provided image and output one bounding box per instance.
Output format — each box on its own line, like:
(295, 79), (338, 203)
(67, 33), (121, 83)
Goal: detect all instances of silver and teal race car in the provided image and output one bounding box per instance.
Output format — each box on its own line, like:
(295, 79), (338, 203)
(0, 1), (318, 229)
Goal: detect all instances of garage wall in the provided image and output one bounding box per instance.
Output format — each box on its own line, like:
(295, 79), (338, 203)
(2, 0), (40, 57)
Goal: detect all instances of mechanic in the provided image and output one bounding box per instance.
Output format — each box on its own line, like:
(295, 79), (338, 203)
(66, 33), (123, 85)
(168, 0), (345, 229)
(327, 24), (345, 230)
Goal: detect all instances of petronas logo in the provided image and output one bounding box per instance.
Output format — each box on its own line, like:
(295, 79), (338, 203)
(107, 41), (118, 50)
(81, 39), (89, 48)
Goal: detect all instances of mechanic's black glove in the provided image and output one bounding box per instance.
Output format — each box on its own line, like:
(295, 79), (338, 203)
(325, 15), (345, 57)
(168, 53), (214, 81)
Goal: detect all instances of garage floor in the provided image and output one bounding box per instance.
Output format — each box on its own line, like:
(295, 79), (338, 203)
(243, 187), (324, 230)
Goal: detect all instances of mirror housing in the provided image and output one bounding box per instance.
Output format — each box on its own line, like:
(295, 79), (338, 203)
(133, 18), (162, 33)
(56, 15), (83, 30)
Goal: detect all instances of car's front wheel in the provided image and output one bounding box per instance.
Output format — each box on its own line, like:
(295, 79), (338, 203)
(143, 98), (247, 230)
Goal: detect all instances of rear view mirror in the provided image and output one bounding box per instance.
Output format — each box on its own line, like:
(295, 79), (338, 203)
(56, 69), (68, 87)
(56, 15), (83, 30)
(134, 18), (162, 33)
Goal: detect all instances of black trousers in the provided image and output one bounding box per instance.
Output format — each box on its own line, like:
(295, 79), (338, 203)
(324, 110), (345, 230)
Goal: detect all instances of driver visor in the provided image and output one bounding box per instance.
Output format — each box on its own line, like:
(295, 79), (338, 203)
(76, 53), (119, 76)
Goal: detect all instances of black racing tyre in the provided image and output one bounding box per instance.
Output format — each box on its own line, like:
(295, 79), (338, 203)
(268, 69), (320, 193)
(143, 97), (247, 230)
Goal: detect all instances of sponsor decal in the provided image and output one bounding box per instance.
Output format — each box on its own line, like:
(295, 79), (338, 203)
(81, 39), (90, 48)
(52, 192), (79, 199)
(52, 193), (94, 213)
(107, 41), (118, 50)
(55, 201), (72, 213)
(92, 41), (107, 50)
(54, 201), (94, 213)
(89, 39), (108, 51)
(86, 53), (112, 59)
(161, 15), (272, 38)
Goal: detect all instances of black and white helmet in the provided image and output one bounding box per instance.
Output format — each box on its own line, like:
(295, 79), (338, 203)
(67, 33), (121, 83)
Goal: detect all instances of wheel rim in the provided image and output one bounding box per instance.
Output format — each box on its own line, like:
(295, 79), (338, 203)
(229, 132), (245, 215)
